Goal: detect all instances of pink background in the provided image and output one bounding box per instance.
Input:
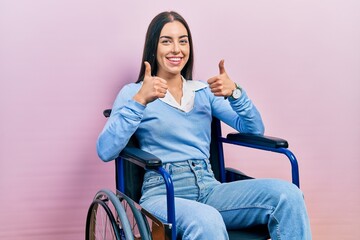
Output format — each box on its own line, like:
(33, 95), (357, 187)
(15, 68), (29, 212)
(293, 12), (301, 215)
(1, 0), (359, 239)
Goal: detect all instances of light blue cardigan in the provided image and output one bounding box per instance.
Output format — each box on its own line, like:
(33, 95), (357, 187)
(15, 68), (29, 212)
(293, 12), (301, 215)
(97, 80), (264, 163)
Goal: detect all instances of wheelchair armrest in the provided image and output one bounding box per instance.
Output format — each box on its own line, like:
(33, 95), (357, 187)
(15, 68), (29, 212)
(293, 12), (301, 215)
(120, 147), (163, 169)
(119, 147), (176, 237)
(225, 167), (253, 182)
(103, 109), (112, 118)
(226, 133), (289, 149)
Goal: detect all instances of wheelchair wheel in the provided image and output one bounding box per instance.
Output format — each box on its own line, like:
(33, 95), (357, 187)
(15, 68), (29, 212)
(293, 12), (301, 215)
(116, 191), (151, 240)
(86, 199), (121, 240)
(86, 189), (135, 240)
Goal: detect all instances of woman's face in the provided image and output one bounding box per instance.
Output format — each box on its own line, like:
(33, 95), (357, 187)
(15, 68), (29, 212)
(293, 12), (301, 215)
(156, 21), (190, 79)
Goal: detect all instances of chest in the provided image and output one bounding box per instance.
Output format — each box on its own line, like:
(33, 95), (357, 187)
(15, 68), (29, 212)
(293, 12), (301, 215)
(138, 93), (212, 138)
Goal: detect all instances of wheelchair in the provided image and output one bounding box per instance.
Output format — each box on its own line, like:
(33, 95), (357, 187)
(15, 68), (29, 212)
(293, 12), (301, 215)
(86, 109), (300, 240)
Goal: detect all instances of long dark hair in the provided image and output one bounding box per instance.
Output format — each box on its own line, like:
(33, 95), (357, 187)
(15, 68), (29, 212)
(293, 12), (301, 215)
(136, 11), (194, 83)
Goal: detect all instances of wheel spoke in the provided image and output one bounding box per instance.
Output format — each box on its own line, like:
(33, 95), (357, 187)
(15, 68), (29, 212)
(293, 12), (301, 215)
(86, 199), (119, 240)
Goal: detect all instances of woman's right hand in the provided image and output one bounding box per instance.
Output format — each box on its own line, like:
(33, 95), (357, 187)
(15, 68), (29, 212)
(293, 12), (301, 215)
(133, 61), (168, 105)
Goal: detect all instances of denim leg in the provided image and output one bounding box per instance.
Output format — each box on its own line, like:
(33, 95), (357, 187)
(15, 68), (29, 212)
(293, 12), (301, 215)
(141, 196), (228, 240)
(203, 178), (312, 240)
(140, 160), (227, 239)
(140, 160), (311, 239)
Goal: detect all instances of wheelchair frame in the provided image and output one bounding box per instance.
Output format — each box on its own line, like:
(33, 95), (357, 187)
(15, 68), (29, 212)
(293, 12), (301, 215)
(86, 111), (300, 240)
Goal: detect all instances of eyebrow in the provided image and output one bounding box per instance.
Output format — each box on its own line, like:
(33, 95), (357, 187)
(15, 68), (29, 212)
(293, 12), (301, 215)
(159, 35), (189, 39)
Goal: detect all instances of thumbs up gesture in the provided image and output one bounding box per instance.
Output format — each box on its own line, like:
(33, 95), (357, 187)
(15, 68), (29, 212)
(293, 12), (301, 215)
(133, 61), (168, 105)
(207, 60), (236, 97)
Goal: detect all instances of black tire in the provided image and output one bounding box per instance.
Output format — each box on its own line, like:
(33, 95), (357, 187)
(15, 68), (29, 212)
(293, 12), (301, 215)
(86, 199), (121, 240)
(86, 189), (135, 240)
(117, 192), (151, 240)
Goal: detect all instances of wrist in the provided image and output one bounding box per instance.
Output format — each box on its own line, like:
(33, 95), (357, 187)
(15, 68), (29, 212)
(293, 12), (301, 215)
(133, 93), (147, 106)
(225, 82), (242, 100)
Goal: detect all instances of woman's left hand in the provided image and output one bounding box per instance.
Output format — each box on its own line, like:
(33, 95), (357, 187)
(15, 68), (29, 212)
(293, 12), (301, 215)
(207, 59), (236, 97)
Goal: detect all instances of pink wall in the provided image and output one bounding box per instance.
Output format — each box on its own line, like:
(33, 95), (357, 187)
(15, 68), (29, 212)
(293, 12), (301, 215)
(1, 0), (359, 239)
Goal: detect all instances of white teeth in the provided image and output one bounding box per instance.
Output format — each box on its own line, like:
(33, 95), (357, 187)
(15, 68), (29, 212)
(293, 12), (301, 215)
(169, 58), (181, 61)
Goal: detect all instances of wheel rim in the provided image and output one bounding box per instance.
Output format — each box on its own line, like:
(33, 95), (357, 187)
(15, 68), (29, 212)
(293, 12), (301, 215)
(119, 198), (140, 238)
(117, 192), (152, 240)
(86, 199), (121, 240)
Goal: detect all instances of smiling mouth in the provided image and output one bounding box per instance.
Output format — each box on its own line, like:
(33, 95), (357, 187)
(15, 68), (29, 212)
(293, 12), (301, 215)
(167, 57), (182, 64)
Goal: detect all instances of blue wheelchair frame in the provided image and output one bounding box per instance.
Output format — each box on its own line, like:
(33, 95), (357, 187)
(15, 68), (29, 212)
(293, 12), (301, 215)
(115, 118), (300, 240)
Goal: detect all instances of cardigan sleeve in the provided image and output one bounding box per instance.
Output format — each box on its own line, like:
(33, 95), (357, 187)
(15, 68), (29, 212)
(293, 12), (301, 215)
(96, 84), (145, 162)
(210, 87), (265, 135)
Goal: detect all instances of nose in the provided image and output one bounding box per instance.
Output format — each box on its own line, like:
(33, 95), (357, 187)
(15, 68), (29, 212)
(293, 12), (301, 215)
(172, 42), (180, 54)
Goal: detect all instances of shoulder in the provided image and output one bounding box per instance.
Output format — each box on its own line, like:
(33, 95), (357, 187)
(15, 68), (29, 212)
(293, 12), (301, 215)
(185, 80), (217, 105)
(116, 82), (141, 97)
(122, 82), (141, 91)
(111, 82), (141, 107)
(185, 79), (208, 91)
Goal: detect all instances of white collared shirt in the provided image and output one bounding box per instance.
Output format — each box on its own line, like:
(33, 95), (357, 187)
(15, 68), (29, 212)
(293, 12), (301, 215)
(159, 77), (207, 113)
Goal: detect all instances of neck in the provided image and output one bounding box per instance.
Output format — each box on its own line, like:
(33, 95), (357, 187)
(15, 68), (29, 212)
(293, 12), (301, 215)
(168, 77), (183, 90)
(158, 72), (182, 88)
(160, 74), (183, 105)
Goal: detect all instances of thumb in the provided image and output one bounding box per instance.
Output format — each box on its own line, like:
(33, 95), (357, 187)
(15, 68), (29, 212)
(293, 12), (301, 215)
(144, 61), (152, 77)
(218, 59), (225, 74)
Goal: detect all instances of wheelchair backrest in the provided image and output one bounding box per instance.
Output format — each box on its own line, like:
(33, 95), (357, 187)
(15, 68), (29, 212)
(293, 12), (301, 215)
(115, 135), (145, 203)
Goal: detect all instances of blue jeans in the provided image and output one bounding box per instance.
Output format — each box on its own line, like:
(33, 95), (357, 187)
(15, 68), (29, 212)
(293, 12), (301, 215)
(140, 159), (311, 240)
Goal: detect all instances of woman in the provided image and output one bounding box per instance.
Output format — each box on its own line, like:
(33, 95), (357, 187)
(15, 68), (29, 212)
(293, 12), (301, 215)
(97, 11), (311, 240)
